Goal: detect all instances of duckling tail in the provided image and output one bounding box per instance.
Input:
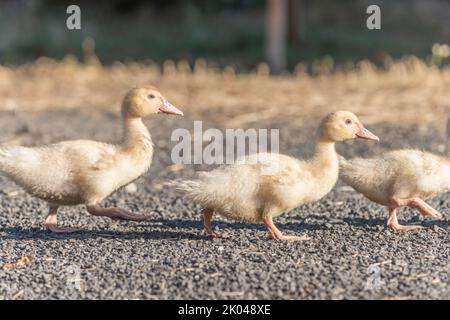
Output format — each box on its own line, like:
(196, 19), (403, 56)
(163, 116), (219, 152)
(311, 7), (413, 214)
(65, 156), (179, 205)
(0, 146), (43, 180)
(165, 176), (220, 209)
(0, 147), (20, 171)
(166, 179), (203, 196)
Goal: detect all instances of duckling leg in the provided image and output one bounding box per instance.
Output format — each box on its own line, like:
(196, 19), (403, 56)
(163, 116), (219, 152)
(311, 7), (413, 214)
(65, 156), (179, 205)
(386, 205), (423, 231)
(86, 205), (150, 221)
(388, 197), (442, 231)
(263, 216), (310, 241)
(201, 208), (222, 238)
(407, 198), (443, 219)
(45, 205), (79, 233)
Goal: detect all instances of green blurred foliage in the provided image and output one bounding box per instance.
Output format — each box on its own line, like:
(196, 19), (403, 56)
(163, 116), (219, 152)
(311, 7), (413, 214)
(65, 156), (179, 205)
(0, 0), (449, 69)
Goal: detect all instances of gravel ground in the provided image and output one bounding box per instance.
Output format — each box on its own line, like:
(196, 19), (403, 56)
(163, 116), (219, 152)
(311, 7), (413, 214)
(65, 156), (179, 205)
(0, 110), (448, 300)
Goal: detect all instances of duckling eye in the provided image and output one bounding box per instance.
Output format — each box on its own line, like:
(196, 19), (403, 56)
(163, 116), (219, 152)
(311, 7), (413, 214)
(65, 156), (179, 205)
(148, 94), (155, 99)
(345, 119), (352, 125)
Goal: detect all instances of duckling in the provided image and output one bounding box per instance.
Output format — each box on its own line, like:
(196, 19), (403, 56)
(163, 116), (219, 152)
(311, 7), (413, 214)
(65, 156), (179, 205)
(0, 85), (183, 233)
(175, 111), (379, 240)
(339, 120), (450, 231)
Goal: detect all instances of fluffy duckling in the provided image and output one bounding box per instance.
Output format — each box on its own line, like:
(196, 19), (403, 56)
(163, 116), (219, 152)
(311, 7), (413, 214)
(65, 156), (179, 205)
(340, 120), (450, 231)
(175, 111), (379, 240)
(0, 85), (183, 233)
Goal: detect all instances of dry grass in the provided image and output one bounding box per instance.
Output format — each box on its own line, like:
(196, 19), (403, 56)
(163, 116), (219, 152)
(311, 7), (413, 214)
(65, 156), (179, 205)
(0, 56), (449, 126)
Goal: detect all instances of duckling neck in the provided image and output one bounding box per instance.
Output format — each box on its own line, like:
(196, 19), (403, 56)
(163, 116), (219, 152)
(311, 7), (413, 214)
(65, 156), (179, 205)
(315, 140), (337, 157)
(309, 140), (339, 175)
(121, 117), (153, 152)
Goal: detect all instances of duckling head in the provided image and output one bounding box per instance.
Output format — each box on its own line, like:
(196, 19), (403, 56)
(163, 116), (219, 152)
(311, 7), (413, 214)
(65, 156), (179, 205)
(319, 111), (379, 142)
(122, 85), (183, 118)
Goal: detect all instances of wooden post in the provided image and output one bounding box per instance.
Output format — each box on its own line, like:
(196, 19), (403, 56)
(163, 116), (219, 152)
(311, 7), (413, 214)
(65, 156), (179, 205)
(265, 0), (288, 74)
(288, 0), (298, 44)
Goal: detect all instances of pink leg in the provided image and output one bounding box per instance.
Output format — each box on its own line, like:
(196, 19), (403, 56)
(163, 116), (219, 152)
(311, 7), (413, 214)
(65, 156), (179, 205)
(407, 198), (443, 219)
(386, 206), (423, 231)
(388, 197), (443, 231)
(45, 205), (79, 233)
(262, 216), (310, 241)
(201, 208), (222, 238)
(86, 205), (150, 221)
(392, 197), (442, 219)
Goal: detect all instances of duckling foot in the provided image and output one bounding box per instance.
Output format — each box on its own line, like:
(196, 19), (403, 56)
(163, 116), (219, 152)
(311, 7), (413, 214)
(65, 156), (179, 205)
(201, 208), (222, 238)
(46, 223), (79, 234)
(45, 207), (79, 233)
(387, 223), (424, 232)
(263, 216), (310, 241)
(86, 205), (150, 221)
(206, 231), (223, 238)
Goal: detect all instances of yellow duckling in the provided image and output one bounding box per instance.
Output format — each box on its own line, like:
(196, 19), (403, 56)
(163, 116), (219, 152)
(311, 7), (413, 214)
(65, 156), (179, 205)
(0, 85), (183, 233)
(175, 111), (379, 240)
(339, 119), (450, 231)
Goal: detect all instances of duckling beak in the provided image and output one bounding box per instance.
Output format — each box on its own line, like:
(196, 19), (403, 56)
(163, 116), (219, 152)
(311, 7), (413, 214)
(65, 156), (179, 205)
(159, 100), (184, 116)
(356, 127), (380, 141)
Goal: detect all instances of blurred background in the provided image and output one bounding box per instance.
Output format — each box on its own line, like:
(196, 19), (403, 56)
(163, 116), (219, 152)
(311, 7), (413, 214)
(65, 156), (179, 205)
(1, 0), (450, 71)
(0, 0), (449, 126)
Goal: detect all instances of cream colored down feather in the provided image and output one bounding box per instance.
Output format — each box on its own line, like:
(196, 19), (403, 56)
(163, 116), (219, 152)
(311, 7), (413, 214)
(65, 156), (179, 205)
(340, 150), (450, 206)
(0, 137), (152, 206)
(339, 118), (450, 229)
(0, 85), (183, 232)
(177, 149), (339, 223)
(175, 111), (379, 239)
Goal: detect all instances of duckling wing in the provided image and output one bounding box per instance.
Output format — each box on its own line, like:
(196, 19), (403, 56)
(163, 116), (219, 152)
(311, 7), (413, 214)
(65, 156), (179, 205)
(57, 140), (153, 202)
(54, 140), (119, 171)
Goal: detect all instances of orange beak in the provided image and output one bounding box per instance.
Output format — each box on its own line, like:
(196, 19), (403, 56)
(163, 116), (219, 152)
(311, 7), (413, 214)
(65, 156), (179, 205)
(356, 126), (379, 141)
(158, 100), (184, 116)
